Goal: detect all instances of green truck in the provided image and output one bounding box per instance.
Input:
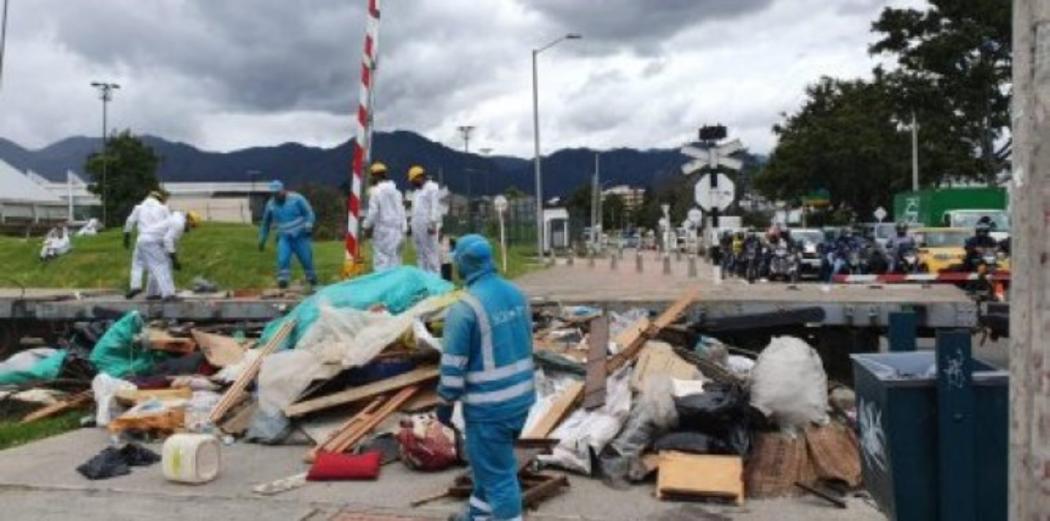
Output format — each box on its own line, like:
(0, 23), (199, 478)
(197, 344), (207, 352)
(893, 188), (1009, 236)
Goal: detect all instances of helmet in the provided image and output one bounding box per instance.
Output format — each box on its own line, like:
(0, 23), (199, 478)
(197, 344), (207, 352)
(369, 162), (389, 178)
(976, 217), (991, 235)
(407, 165), (426, 182)
(186, 211), (202, 228)
(268, 180), (284, 193)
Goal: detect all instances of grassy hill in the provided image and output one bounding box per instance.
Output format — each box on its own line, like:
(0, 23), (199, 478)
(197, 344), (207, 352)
(0, 223), (538, 290)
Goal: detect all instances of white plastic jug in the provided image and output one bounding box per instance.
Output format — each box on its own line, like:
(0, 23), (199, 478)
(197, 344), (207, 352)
(162, 433), (221, 484)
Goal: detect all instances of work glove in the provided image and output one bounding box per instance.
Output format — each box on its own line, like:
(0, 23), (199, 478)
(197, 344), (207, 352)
(169, 253), (181, 271)
(435, 403), (454, 428)
(123, 232), (131, 250)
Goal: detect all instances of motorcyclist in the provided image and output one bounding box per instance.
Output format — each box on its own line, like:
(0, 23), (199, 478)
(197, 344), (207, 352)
(964, 216), (999, 271)
(828, 227), (860, 280)
(885, 222), (917, 273)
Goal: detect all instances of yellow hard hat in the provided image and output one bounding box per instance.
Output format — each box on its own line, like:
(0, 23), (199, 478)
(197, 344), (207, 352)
(369, 162), (389, 177)
(408, 165), (426, 182)
(186, 211), (202, 228)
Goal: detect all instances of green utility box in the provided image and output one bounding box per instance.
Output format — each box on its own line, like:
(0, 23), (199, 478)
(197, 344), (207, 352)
(851, 352), (1008, 521)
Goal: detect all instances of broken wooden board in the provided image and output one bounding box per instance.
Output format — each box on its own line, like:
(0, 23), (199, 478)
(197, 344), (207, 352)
(629, 341), (701, 393)
(652, 289), (699, 330)
(401, 388), (441, 413)
(285, 366), (439, 418)
(147, 329), (197, 354)
(20, 390), (92, 424)
(209, 319), (295, 424)
(657, 451), (744, 505)
(306, 385), (419, 462)
(115, 387), (192, 406)
(191, 329), (247, 367)
(219, 399), (258, 436)
(521, 380), (585, 440)
(108, 406), (185, 435)
(582, 315), (609, 410)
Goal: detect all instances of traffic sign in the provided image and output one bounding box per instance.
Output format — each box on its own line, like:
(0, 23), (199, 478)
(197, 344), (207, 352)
(493, 195), (508, 214)
(680, 139), (744, 175)
(687, 208), (703, 225)
(874, 206), (887, 222)
(694, 173), (735, 212)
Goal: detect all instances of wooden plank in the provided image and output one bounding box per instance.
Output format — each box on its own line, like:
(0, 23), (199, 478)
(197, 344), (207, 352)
(521, 381), (584, 440)
(657, 451), (743, 505)
(191, 329), (248, 367)
(401, 388), (441, 413)
(20, 390), (92, 424)
(147, 329), (197, 354)
(209, 319), (295, 423)
(653, 289), (698, 330)
(115, 387), (192, 406)
(284, 366), (439, 417)
(219, 400), (258, 436)
(582, 315), (609, 410)
(306, 386), (419, 462)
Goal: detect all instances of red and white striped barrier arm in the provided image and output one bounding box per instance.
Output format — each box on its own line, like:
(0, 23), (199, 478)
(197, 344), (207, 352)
(346, 0), (381, 266)
(832, 271), (1012, 284)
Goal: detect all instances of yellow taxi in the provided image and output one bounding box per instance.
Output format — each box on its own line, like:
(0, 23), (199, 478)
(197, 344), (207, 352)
(912, 227), (969, 273)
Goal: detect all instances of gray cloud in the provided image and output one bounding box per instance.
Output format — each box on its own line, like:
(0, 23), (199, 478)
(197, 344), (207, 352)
(0, 0), (922, 156)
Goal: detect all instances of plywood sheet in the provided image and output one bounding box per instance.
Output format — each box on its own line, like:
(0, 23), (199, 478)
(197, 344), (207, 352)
(657, 451), (744, 505)
(629, 341), (700, 393)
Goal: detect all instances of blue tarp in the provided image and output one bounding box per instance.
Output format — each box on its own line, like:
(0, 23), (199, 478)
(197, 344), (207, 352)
(89, 311), (160, 378)
(0, 350), (68, 386)
(260, 266), (455, 350)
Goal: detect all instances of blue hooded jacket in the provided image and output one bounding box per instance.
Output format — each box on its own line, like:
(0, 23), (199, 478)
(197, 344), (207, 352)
(259, 192), (315, 243)
(438, 235), (536, 422)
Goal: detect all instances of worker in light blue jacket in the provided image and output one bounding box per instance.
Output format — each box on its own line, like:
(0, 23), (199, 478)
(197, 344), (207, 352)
(258, 180), (317, 289)
(437, 234), (536, 521)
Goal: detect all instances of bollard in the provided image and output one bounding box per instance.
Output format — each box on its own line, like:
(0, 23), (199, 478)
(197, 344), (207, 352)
(636, 252), (644, 273)
(688, 256), (698, 278)
(662, 255), (671, 275)
(675, 249), (682, 262)
(566, 253), (574, 266)
(610, 254), (618, 270)
(588, 251), (595, 268)
(714, 265), (722, 284)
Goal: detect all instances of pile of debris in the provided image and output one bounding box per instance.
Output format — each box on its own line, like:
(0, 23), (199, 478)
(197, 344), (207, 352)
(0, 272), (864, 514)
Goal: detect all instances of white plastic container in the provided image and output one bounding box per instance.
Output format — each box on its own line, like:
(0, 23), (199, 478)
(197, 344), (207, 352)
(162, 433), (221, 484)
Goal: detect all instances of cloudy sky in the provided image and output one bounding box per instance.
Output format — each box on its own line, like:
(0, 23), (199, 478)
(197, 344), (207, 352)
(0, 0), (924, 156)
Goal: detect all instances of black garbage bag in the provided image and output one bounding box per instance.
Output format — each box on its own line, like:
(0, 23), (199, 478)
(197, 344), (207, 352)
(673, 382), (753, 455)
(77, 447), (130, 480)
(77, 443), (159, 480)
(120, 443), (160, 466)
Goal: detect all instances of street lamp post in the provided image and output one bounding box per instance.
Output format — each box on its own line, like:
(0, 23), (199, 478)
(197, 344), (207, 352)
(458, 125), (475, 230)
(90, 81), (119, 225)
(532, 33), (581, 259)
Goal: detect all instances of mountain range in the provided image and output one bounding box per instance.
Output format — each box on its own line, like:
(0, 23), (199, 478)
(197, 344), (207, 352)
(0, 131), (761, 198)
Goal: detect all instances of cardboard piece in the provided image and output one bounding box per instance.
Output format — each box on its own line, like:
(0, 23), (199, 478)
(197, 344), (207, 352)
(805, 422), (862, 487)
(745, 431), (818, 498)
(191, 329), (247, 367)
(657, 451), (744, 505)
(147, 329), (197, 354)
(629, 341), (701, 393)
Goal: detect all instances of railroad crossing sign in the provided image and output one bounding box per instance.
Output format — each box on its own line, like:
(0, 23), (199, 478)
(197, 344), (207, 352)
(680, 138), (744, 175)
(694, 173), (735, 212)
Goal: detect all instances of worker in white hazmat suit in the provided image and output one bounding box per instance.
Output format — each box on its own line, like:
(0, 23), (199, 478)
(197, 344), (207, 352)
(408, 165), (442, 274)
(362, 162), (407, 272)
(40, 226), (72, 261)
(144, 211), (201, 296)
(124, 190), (175, 300)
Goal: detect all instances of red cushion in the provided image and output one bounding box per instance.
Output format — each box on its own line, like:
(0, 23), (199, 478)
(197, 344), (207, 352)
(306, 451), (381, 481)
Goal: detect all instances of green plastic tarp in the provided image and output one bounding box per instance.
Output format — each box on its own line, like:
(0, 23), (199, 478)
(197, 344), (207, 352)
(89, 311), (160, 378)
(260, 266), (455, 350)
(0, 350), (68, 386)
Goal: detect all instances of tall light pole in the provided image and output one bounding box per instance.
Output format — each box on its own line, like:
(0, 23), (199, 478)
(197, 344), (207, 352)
(458, 126), (475, 230)
(0, 0), (10, 89)
(90, 81), (119, 225)
(532, 32), (581, 258)
(910, 110), (920, 191)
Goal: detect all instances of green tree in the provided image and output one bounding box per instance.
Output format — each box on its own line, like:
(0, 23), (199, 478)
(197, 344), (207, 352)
(602, 193), (626, 230)
(295, 183), (346, 241)
(504, 186), (526, 199)
(870, 0), (1012, 183)
(85, 130), (161, 227)
(755, 77), (911, 220)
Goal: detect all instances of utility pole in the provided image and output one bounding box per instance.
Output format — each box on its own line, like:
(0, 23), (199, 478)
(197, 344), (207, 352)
(0, 0), (10, 89)
(90, 81), (119, 226)
(1009, 0), (1050, 517)
(910, 111), (920, 191)
(591, 153), (600, 247)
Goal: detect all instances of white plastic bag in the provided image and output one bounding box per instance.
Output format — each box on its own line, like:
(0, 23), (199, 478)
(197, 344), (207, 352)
(91, 373), (136, 427)
(749, 336), (829, 431)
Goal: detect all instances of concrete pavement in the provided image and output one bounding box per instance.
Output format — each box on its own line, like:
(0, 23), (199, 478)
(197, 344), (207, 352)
(0, 428), (885, 521)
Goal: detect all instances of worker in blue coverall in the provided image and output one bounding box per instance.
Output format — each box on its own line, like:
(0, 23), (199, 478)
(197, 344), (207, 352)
(258, 180), (317, 289)
(437, 234), (536, 521)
